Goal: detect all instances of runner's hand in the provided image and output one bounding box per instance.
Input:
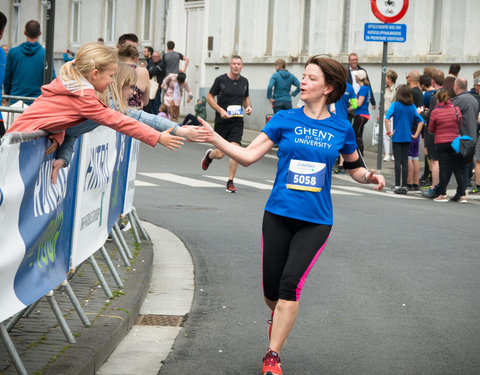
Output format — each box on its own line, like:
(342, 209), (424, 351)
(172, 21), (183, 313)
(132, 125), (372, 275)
(197, 118), (215, 143)
(365, 169), (385, 191)
(178, 124), (211, 143)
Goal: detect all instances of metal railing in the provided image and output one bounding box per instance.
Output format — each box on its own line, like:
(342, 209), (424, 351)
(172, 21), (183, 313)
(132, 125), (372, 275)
(1, 96), (36, 132)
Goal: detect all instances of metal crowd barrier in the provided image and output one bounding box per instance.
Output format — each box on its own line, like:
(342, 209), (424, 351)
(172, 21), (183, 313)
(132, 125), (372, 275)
(1, 95), (35, 132)
(0, 129), (150, 375)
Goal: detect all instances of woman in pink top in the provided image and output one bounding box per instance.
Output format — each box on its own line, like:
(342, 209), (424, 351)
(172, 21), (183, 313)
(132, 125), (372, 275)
(161, 72), (193, 121)
(428, 88), (466, 202)
(7, 42), (184, 151)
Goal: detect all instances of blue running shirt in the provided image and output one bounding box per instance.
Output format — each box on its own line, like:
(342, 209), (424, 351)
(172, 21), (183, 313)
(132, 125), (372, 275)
(263, 108), (357, 225)
(334, 83), (356, 121)
(354, 85), (371, 116)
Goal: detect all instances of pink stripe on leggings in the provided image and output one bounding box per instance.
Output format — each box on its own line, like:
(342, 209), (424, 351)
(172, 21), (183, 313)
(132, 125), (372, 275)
(295, 234), (330, 300)
(261, 234), (264, 294)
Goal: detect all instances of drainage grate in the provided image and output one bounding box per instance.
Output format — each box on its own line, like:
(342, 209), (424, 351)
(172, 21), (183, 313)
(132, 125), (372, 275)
(135, 314), (185, 327)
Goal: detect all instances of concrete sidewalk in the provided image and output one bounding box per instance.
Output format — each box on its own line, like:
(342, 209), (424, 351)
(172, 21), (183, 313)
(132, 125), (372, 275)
(96, 223), (194, 375)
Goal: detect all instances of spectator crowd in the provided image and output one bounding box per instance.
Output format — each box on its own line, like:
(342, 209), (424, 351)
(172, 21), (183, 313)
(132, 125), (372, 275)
(1, 13), (479, 201)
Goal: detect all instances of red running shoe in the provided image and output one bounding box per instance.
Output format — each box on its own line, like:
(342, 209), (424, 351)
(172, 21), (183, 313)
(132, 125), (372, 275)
(268, 311), (274, 341)
(201, 149), (213, 170)
(226, 179), (237, 193)
(262, 348), (282, 375)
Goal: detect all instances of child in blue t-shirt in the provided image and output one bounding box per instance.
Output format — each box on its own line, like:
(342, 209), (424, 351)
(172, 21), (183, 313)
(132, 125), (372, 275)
(385, 84), (424, 193)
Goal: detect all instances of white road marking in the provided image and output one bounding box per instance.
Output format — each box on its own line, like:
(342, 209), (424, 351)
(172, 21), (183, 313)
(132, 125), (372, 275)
(205, 175), (273, 190)
(135, 180), (157, 187)
(138, 173), (224, 187)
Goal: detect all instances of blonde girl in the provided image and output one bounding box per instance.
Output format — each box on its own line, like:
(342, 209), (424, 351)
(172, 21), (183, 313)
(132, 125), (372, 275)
(7, 42), (183, 152)
(51, 62), (209, 182)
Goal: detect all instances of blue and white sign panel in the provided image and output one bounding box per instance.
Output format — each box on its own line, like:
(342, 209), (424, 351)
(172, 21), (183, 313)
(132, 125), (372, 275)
(364, 23), (407, 43)
(0, 138), (78, 322)
(122, 138), (139, 215)
(70, 126), (117, 268)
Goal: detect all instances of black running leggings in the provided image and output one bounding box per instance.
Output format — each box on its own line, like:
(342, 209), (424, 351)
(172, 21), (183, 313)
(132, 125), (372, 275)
(353, 114), (368, 155)
(262, 211), (331, 302)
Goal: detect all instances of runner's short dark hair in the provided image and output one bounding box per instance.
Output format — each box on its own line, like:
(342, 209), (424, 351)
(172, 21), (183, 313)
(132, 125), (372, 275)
(167, 40), (175, 50)
(305, 56), (347, 105)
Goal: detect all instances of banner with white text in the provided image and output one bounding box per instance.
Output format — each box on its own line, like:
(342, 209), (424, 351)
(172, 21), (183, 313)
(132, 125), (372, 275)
(0, 138), (78, 322)
(70, 127), (117, 268)
(122, 138), (139, 215)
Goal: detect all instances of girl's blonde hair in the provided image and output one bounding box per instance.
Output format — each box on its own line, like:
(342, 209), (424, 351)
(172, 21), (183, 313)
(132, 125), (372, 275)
(98, 62), (137, 113)
(60, 42), (118, 90)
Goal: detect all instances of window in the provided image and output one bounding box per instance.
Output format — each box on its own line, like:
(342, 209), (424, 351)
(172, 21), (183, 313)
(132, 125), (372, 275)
(430, 0), (443, 52)
(71, 0), (81, 44)
(265, 0), (275, 56)
(301, 0), (311, 54)
(104, 0), (116, 43)
(40, 1), (48, 44)
(233, 0), (240, 54)
(340, 0), (350, 54)
(142, 0), (152, 43)
(12, 0), (21, 45)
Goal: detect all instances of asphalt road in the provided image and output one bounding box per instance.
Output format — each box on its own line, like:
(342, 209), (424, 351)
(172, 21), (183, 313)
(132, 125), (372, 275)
(134, 141), (480, 375)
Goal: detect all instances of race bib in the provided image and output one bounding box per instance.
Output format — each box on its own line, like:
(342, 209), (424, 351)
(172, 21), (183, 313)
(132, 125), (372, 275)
(227, 105), (243, 117)
(286, 159), (326, 192)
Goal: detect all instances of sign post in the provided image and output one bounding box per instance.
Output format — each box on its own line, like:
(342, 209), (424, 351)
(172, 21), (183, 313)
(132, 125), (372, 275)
(367, 0), (409, 170)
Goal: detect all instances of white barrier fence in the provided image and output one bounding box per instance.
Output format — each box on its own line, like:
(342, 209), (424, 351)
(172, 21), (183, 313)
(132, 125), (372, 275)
(0, 127), (139, 324)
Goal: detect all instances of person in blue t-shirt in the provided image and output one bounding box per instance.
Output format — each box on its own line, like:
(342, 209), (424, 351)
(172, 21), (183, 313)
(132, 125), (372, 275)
(331, 82), (357, 121)
(198, 56), (385, 375)
(385, 84), (424, 194)
(330, 82), (357, 173)
(352, 70), (372, 155)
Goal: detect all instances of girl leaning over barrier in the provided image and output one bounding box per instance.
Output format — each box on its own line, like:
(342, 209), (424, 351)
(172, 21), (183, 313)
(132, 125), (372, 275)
(198, 56), (385, 375)
(50, 61), (209, 183)
(6, 42), (188, 154)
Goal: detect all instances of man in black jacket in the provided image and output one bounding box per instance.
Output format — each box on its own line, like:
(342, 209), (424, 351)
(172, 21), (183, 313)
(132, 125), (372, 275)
(145, 51), (165, 114)
(347, 53), (376, 112)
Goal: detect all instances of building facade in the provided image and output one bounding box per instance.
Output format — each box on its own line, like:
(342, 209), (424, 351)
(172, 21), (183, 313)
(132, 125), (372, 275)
(1, 0), (479, 139)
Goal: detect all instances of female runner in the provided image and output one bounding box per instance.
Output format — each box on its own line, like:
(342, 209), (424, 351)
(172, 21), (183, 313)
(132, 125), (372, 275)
(199, 56), (385, 375)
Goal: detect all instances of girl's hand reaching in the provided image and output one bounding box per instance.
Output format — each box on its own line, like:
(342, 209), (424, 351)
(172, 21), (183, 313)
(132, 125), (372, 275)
(158, 127), (185, 150)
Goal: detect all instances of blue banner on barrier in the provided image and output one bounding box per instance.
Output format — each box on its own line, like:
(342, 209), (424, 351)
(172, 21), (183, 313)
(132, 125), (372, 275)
(13, 138), (79, 306)
(107, 134), (131, 230)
